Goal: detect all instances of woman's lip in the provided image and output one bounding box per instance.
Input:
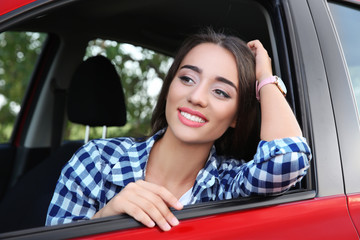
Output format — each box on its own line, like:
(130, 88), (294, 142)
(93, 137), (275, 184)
(178, 107), (208, 122)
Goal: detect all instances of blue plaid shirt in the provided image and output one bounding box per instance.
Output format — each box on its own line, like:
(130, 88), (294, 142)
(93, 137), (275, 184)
(46, 129), (311, 226)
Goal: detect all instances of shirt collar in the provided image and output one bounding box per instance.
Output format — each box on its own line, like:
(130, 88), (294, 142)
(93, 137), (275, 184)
(108, 128), (221, 199)
(106, 128), (166, 186)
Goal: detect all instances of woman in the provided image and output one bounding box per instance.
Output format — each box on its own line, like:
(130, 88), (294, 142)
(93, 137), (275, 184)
(46, 29), (311, 231)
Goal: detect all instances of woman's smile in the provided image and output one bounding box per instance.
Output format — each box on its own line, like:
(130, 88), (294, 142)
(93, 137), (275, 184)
(178, 107), (208, 127)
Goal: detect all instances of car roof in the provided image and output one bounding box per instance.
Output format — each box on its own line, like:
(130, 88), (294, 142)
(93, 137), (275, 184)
(2, 0), (273, 56)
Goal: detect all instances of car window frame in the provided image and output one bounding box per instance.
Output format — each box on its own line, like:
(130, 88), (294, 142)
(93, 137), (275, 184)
(0, 0), (76, 33)
(283, 0), (347, 198)
(322, 0), (360, 195)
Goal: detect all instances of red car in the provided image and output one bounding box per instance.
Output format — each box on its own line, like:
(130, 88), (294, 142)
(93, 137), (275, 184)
(0, 0), (359, 239)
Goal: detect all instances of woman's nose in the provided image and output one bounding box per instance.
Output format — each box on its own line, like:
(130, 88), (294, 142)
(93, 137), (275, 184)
(187, 83), (208, 107)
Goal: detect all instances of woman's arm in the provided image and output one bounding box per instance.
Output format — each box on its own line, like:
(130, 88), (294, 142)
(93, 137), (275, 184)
(92, 180), (182, 231)
(247, 40), (302, 141)
(46, 140), (182, 231)
(217, 40), (311, 197)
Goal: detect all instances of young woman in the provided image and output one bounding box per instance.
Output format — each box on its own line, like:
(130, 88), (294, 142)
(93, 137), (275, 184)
(46, 29), (311, 231)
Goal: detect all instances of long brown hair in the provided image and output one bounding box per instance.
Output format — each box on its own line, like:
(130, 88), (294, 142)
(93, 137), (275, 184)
(151, 28), (259, 160)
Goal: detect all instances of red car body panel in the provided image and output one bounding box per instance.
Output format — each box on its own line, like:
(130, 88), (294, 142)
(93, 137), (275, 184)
(348, 193), (360, 234)
(74, 195), (358, 240)
(0, 0), (37, 16)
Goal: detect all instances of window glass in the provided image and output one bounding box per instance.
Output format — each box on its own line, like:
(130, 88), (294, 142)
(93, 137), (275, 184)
(328, 2), (360, 115)
(0, 32), (47, 143)
(65, 39), (173, 140)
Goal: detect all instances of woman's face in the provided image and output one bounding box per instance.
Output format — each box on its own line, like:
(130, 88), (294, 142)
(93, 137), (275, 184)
(165, 43), (239, 146)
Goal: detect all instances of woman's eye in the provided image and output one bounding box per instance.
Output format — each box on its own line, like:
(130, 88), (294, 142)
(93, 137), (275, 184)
(214, 89), (230, 99)
(179, 76), (194, 84)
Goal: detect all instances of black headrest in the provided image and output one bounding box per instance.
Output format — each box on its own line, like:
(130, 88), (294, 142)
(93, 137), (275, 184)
(67, 55), (126, 126)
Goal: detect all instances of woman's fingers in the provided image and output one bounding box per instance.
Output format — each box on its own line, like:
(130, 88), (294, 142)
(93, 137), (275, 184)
(126, 181), (180, 230)
(136, 181), (182, 227)
(247, 40), (263, 54)
(94, 180), (183, 231)
(247, 40), (273, 82)
(137, 180), (183, 210)
(123, 201), (156, 228)
(116, 180), (183, 231)
(128, 197), (173, 231)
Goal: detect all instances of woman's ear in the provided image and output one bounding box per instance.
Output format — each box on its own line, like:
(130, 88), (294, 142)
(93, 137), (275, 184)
(230, 117), (237, 128)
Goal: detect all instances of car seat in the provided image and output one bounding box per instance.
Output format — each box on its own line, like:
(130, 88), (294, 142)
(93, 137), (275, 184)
(0, 55), (127, 233)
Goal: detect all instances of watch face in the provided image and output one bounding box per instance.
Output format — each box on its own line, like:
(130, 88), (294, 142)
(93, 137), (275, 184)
(276, 77), (287, 95)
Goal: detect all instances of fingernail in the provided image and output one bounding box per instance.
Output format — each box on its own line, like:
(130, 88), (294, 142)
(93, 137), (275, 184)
(170, 217), (179, 226)
(162, 223), (171, 231)
(175, 202), (183, 209)
(148, 221), (155, 228)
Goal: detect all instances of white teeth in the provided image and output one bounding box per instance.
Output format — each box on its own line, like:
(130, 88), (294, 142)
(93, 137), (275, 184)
(180, 111), (205, 123)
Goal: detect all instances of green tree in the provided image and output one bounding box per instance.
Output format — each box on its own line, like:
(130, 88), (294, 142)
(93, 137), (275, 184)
(0, 33), (172, 143)
(88, 39), (172, 138)
(65, 38), (173, 140)
(0, 32), (46, 142)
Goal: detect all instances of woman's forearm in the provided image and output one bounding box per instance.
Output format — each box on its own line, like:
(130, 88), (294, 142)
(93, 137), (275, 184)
(259, 83), (302, 141)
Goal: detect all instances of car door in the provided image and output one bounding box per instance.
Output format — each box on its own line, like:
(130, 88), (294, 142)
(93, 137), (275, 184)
(71, 1), (359, 238)
(0, 0), (358, 239)
(316, 0), (360, 234)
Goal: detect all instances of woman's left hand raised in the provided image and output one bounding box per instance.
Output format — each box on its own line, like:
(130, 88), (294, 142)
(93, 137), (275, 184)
(247, 40), (273, 83)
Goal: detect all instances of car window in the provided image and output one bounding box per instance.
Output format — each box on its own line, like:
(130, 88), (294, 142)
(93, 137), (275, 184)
(65, 39), (173, 140)
(0, 31), (47, 143)
(328, 2), (360, 116)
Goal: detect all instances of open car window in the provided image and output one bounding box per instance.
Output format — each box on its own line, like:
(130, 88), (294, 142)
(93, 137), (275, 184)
(0, 31), (47, 143)
(65, 39), (173, 141)
(0, 0), (316, 238)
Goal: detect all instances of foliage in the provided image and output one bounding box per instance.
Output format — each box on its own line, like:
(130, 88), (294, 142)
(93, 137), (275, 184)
(0, 32), (172, 143)
(0, 32), (46, 142)
(65, 39), (173, 140)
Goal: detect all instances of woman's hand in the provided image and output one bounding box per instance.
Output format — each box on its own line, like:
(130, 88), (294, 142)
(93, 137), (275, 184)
(248, 40), (303, 140)
(92, 180), (183, 231)
(247, 40), (273, 82)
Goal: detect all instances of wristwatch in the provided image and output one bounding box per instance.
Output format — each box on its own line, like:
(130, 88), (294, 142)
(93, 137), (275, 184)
(256, 75), (287, 101)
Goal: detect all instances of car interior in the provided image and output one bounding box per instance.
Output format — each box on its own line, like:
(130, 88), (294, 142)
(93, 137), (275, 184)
(0, 0), (314, 235)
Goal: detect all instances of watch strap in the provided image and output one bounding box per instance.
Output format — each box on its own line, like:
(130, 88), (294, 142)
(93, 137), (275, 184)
(256, 76), (277, 101)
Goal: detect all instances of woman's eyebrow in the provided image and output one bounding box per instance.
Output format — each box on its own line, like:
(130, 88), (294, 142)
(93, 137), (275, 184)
(180, 64), (237, 91)
(180, 64), (202, 73)
(216, 76), (238, 91)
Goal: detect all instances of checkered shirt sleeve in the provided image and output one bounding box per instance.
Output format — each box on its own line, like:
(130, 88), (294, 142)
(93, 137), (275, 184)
(216, 136), (312, 199)
(45, 137), (135, 226)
